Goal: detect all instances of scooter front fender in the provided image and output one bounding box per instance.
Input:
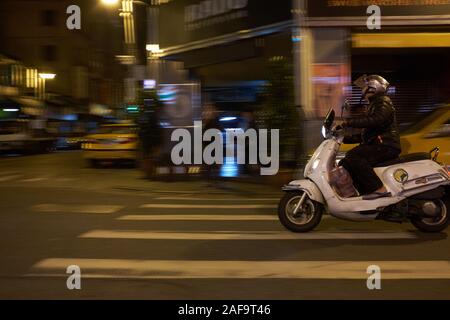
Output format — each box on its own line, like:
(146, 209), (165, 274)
(283, 179), (325, 204)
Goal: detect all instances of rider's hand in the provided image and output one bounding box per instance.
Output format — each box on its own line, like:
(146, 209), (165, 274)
(334, 121), (348, 131)
(340, 121), (348, 128)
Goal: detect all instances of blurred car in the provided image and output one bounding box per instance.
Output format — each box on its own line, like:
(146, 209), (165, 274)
(82, 122), (138, 166)
(56, 135), (88, 150)
(339, 106), (450, 166)
(0, 119), (56, 154)
(0, 119), (29, 153)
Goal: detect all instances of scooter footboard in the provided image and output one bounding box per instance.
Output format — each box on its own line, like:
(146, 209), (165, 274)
(283, 179), (325, 204)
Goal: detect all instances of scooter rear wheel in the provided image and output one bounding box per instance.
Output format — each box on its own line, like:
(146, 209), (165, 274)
(278, 191), (323, 233)
(411, 199), (449, 233)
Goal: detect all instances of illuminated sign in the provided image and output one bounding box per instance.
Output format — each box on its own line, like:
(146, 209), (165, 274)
(126, 105), (140, 113)
(307, 0), (450, 17)
(115, 55), (136, 65)
(159, 0), (291, 47)
(185, 0), (248, 23)
(143, 79), (156, 90)
(185, 0), (248, 30)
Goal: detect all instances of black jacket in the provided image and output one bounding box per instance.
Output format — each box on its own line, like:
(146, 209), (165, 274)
(344, 94), (401, 151)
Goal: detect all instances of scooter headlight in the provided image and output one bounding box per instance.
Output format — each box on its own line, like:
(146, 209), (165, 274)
(305, 158), (321, 177)
(312, 159), (321, 170)
(321, 126), (327, 138)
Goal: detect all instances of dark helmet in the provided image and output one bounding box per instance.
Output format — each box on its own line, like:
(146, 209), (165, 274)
(354, 74), (390, 99)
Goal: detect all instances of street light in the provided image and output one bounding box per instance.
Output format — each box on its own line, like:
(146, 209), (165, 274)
(38, 73), (56, 100)
(100, 0), (140, 103)
(100, 0), (161, 102)
(101, 0), (150, 7)
(39, 73), (56, 80)
(146, 44), (163, 55)
(101, 0), (120, 5)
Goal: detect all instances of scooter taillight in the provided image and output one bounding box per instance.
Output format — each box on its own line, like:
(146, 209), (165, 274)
(441, 165), (450, 178)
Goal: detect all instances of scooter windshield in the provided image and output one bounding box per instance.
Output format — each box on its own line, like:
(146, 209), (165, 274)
(323, 108), (335, 130)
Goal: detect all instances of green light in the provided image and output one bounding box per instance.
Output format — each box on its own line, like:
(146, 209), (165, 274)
(126, 105), (140, 113)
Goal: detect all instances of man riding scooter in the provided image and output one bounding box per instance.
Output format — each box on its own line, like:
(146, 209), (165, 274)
(338, 75), (401, 200)
(279, 74), (449, 233)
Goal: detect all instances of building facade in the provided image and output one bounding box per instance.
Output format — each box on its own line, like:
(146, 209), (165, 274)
(0, 0), (125, 114)
(151, 0), (450, 153)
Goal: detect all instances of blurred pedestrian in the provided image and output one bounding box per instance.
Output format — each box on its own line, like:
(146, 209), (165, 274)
(202, 102), (221, 184)
(138, 92), (163, 178)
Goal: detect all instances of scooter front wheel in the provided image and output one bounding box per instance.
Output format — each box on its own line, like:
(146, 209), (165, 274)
(278, 191), (323, 233)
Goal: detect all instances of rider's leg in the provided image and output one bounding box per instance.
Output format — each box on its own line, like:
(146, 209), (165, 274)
(341, 148), (381, 195)
(340, 144), (399, 196)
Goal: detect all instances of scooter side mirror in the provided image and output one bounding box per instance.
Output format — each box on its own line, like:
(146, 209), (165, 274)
(430, 147), (440, 162)
(324, 108), (335, 130)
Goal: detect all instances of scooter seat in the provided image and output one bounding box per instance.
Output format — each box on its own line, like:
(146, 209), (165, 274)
(374, 152), (431, 167)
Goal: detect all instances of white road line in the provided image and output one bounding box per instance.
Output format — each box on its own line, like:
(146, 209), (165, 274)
(0, 174), (22, 182)
(117, 214), (332, 221)
(0, 171), (18, 176)
(79, 230), (417, 240)
(118, 214), (278, 221)
(155, 196), (280, 201)
(55, 178), (78, 182)
(28, 259), (450, 279)
(21, 177), (48, 182)
(140, 204), (277, 209)
(32, 204), (123, 214)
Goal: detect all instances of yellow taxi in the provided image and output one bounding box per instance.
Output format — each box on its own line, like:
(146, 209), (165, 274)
(82, 122), (139, 166)
(400, 106), (450, 165)
(339, 105), (450, 166)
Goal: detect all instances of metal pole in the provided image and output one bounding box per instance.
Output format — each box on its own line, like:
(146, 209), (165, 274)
(41, 78), (46, 101)
(293, 0), (313, 118)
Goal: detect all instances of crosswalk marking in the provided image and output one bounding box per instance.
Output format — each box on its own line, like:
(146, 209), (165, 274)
(55, 178), (78, 182)
(79, 230), (417, 240)
(140, 204), (277, 209)
(21, 177), (48, 182)
(0, 174), (22, 182)
(0, 171), (18, 176)
(155, 196), (280, 201)
(29, 259), (450, 279)
(32, 204), (123, 214)
(118, 214), (278, 221)
(0, 175), (77, 183)
(117, 214), (332, 221)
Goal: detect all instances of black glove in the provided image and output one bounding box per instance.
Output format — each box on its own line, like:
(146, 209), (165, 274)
(334, 122), (347, 131)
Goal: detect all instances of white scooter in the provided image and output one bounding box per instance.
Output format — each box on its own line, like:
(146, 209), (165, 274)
(278, 108), (450, 233)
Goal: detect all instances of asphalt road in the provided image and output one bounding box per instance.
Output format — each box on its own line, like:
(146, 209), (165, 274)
(0, 151), (449, 299)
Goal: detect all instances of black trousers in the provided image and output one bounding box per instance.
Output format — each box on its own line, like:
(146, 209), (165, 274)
(339, 144), (400, 195)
